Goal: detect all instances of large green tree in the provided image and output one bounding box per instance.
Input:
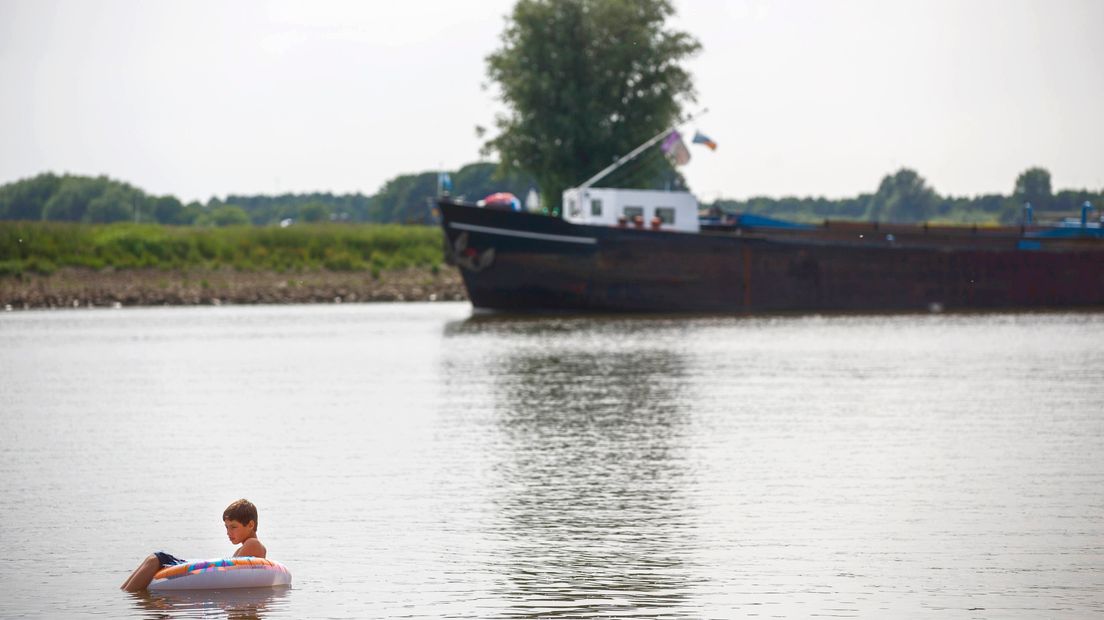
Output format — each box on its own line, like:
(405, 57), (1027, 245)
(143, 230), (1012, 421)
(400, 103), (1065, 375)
(484, 0), (700, 212)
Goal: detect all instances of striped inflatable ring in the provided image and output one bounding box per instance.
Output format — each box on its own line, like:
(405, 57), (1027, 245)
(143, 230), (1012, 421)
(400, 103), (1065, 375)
(149, 557), (291, 591)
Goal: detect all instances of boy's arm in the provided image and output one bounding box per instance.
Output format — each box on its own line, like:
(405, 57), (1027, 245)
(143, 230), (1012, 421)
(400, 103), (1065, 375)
(234, 538), (267, 558)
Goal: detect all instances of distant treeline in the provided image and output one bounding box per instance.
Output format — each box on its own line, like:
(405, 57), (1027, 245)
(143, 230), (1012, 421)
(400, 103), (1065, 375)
(712, 168), (1102, 226)
(0, 163), (535, 227)
(0, 163), (1098, 227)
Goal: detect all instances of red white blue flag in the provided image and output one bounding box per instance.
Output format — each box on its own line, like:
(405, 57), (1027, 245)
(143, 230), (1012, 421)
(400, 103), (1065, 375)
(692, 131), (717, 151)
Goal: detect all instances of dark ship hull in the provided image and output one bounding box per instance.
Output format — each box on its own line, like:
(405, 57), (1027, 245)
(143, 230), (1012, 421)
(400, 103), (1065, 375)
(438, 198), (1104, 313)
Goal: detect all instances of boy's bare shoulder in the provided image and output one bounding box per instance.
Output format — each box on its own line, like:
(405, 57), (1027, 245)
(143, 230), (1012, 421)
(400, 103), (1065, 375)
(235, 537), (267, 558)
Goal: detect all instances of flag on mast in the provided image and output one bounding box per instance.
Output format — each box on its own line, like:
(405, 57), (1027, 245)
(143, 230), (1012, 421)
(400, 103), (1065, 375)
(692, 131), (717, 151)
(661, 130), (691, 166)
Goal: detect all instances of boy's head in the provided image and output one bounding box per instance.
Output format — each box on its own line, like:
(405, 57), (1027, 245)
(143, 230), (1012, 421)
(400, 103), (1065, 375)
(223, 498), (258, 532)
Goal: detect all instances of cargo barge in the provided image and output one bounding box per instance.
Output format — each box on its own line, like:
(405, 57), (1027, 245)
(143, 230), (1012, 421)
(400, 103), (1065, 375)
(438, 121), (1103, 314)
(438, 190), (1104, 313)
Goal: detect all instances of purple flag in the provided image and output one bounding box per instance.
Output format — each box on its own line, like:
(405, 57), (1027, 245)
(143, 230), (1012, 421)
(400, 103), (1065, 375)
(661, 130), (691, 166)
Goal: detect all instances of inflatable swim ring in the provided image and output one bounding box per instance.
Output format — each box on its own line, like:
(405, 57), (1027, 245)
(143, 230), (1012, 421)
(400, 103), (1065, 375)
(149, 557), (291, 591)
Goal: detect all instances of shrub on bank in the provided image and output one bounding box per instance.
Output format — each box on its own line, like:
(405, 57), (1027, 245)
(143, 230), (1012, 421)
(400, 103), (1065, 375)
(0, 222), (445, 275)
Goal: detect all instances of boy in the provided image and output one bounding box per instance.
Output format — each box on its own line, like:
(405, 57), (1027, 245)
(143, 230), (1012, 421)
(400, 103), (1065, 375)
(120, 498), (267, 592)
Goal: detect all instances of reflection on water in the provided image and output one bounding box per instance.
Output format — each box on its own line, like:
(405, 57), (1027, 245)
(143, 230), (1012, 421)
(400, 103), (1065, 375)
(488, 349), (697, 617)
(127, 586), (290, 619)
(442, 310), (1104, 618)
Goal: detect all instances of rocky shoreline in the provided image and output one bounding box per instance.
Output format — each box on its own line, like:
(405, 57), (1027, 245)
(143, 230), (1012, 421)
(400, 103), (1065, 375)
(0, 267), (468, 310)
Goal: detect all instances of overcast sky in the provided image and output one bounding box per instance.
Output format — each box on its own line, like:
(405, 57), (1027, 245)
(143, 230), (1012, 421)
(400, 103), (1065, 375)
(1, 0), (1101, 203)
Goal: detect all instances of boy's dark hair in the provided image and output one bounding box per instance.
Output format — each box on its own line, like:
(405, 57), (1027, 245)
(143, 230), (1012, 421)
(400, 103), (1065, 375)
(223, 498), (258, 530)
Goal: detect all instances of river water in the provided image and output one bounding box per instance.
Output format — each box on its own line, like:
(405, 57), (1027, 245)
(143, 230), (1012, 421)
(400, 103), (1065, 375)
(0, 303), (1101, 618)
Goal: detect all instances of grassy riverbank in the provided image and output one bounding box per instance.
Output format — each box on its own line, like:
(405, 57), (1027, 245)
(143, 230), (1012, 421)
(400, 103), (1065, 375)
(0, 222), (467, 309)
(0, 221), (444, 275)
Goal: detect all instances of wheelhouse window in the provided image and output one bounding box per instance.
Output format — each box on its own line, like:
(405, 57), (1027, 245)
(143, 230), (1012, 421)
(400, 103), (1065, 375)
(656, 207), (675, 224)
(590, 199), (603, 216)
(623, 206), (644, 219)
(568, 199), (580, 217)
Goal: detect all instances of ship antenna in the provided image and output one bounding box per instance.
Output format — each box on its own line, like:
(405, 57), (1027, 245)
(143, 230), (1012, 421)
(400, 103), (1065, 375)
(576, 108), (708, 191)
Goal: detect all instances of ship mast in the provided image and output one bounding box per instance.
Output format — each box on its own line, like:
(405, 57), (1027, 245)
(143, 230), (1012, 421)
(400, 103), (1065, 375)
(575, 108), (707, 191)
